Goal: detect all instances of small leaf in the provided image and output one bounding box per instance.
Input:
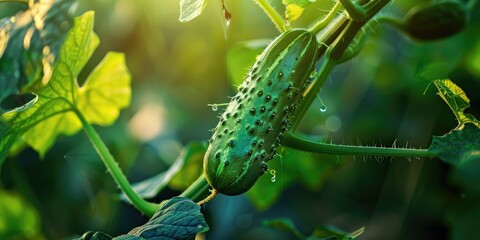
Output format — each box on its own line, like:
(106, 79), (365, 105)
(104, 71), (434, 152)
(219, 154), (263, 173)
(78, 197), (208, 240)
(120, 142), (207, 202)
(283, 0), (317, 23)
(428, 123), (480, 166)
(78, 52), (131, 126)
(264, 217), (364, 240)
(227, 39), (270, 88)
(122, 197), (208, 239)
(179, 0), (209, 23)
(433, 79), (480, 128)
(169, 141), (207, 190)
(310, 225), (364, 240)
(263, 218), (305, 239)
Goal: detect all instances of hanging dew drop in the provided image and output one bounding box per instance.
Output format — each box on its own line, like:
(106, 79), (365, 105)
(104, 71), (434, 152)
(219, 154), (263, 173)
(316, 93), (327, 112)
(309, 69), (317, 78)
(320, 105), (327, 112)
(208, 104), (218, 111)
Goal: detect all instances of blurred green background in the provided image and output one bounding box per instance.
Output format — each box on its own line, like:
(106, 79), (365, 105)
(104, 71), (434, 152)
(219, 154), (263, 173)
(1, 0), (480, 239)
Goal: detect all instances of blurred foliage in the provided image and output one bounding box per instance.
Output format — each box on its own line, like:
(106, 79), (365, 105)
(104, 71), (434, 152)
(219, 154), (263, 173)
(0, 189), (43, 239)
(0, 0), (479, 239)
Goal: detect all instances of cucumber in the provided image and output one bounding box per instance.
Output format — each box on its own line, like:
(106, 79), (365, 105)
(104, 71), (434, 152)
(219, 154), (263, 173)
(204, 29), (319, 195)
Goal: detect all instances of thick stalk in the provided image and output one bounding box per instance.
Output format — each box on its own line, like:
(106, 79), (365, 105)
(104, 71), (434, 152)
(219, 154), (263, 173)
(254, 0), (287, 32)
(283, 133), (436, 157)
(73, 108), (159, 217)
(180, 174), (211, 203)
(310, 1), (343, 34)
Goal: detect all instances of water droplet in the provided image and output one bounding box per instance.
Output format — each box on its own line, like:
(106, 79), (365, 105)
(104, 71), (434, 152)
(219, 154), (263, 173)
(309, 69), (317, 78)
(278, 72), (284, 78)
(208, 104), (218, 111)
(316, 94), (327, 112)
(60, 20), (70, 32)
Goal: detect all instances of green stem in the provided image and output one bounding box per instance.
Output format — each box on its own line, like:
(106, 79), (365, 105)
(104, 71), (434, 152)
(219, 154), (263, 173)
(310, 1), (343, 34)
(282, 133), (436, 157)
(254, 0), (288, 32)
(73, 108), (159, 217)
(180, 174), (211, 203)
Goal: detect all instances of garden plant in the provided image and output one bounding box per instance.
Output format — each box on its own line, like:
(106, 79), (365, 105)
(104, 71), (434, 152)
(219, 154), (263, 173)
(0, 0), (479, 239)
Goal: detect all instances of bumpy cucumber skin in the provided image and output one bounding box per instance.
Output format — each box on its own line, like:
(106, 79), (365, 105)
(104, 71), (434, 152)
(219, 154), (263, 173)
(406, 1), (467, 40)
(204, 29), (319, 195)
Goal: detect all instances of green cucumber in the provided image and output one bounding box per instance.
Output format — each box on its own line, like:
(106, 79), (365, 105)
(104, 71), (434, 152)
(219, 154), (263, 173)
(204, 29), (319, 195)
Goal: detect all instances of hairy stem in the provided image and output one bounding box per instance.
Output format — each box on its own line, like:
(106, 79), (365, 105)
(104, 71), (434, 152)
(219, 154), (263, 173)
(73, 108), (159, 217)
(283, 133), (436, 158)
(254, 0), (287, 32)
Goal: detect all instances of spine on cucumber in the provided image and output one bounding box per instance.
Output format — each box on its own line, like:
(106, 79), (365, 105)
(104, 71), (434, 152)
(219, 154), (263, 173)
(204, 29), (319, 195)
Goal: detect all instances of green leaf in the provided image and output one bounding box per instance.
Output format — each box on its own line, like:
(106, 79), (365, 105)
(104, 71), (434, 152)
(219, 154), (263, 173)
(78, 52), (131, 126)
(428, 123), (480, 166)
(0, 189), (43, 239)
(264, 217), (364, 240)
(0, 0), (74, 113)
(78, 197), (208, 240)
(283, 0), (317, 23)
(247, 146), (340, 210)
(309, 225), (364, 240)
(179, 0), (208, 23)
(263, 218), (305, 239)
(433, 79), (480, 128)
(227, 39), (270, 88)
(119, 197), (208, 239)
(169, 141), (207, 190)
(120, 142), (207, 202)
(0, 12), (131, 165)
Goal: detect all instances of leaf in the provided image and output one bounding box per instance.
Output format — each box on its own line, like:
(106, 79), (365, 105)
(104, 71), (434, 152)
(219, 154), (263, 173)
(433, 79), (480, 128)
(0, 189), (43, 239)
(0, 0), (74, 113)
(263, 218), (305, 239)
(118, 197), (208, 239)
(120, 142), (207, 202)
(247, 146), (340, 210)
(264, 217), (364, 240)
(0, 12), (131, 166)
(169, 141), (207, 190)
(428, 123), (480, 166)
(283, 0), (317, 23)
(309, 225), (364, 240)
(179, 0), (208, 23)
(227, 39), (270, 88)
(78, 52), (131, 126)
(78, 197), (208, 240)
